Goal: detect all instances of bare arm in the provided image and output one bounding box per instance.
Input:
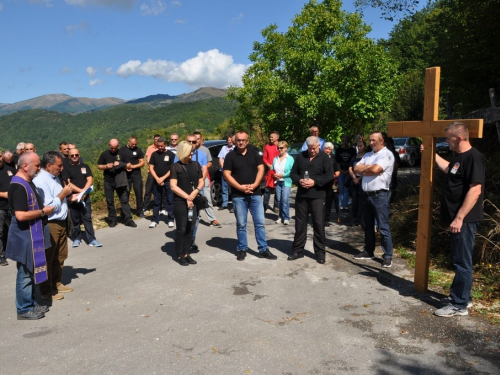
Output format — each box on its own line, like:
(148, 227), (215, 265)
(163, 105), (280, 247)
(15, 206), (55, 221)
(449, 184), (482, 233)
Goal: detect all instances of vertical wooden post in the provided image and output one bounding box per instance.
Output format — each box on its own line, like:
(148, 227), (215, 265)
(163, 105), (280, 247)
(413, 67), (439, 293)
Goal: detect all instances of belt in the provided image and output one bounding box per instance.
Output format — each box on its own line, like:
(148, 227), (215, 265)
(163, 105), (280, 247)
(365, 189), (388, 196)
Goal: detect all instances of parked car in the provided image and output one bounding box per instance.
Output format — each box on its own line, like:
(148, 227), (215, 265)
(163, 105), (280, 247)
(205, 140), (265, 206)
(393, 137), (422, 167)
(436, 137), (450, 155)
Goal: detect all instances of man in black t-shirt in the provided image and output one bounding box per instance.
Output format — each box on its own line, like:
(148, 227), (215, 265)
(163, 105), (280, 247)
(119, 136), (145, 214)
(149, 137), (175, 228)
(430, 122), (485, 318)
(3, 150), (16, 169)
(62, 148), (101, 248)
(223, 131), (277, 261)
(97, 139), (136, 228)
(0, 150), (16, 266)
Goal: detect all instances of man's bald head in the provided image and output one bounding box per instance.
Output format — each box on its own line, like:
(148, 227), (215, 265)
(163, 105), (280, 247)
(109, 139), (119, 152)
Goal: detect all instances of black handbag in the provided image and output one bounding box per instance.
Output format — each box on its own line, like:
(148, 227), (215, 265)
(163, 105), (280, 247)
(181, 164), (209, 210)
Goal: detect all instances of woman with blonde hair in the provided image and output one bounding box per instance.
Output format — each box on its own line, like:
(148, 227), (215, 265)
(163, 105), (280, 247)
(272, 141), (294, 225)
(170, 141), (204, 266)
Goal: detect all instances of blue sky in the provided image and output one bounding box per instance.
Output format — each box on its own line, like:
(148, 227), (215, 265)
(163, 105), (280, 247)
(0, 0), (417, 104)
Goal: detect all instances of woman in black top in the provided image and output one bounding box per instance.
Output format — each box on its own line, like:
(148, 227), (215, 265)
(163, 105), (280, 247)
(170, 141), (204, 266)
(349, 140), (368, 227)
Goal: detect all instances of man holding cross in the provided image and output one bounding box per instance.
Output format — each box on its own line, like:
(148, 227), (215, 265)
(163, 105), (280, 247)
(430, 122), (485, 317)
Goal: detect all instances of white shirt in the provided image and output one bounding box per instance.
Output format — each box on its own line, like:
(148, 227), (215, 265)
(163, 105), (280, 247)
(360, 147), (394, 192)
(273, 154), (289, 181)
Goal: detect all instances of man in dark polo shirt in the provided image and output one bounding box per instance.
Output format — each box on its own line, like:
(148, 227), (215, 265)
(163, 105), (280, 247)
(119, 136), (145, 215)
(289, 136), (333, 264)
(149, 137), (175, 228)
(223, 131), (277, 261)
(97, 139), (136, 228)
(62, 148), (102, 248)
(0, 150), (16, 266)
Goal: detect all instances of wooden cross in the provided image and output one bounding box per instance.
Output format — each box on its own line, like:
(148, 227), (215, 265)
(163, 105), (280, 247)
(388, 67), (483, 293)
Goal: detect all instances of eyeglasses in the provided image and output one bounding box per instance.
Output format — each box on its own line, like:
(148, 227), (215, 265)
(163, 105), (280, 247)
(235, 139), (248, 143)
(170, 139), (178, 141)
(189, 141), (197, 144)
(69, 154), (80, 158)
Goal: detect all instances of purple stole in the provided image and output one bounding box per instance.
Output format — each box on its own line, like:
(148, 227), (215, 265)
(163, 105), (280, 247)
(11, 176), (48, 284)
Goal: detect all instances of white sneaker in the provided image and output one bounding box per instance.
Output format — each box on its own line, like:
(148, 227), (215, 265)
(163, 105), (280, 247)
(283, 220), (290, 225)
(149, 222), (158, 228)
(275, 219), (281, 224)
(168, 221), (174, 228)
(160, 210), (168, 215)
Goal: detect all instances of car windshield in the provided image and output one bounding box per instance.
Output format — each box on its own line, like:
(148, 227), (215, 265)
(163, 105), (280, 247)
(393, 138), (407, 146)
(437, 137), (447, 143)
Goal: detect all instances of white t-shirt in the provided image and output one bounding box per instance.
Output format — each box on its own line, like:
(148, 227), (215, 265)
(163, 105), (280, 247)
(360, 147), (394, 192)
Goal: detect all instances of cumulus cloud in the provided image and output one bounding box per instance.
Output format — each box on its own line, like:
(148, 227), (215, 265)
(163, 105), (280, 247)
(140, 0), (166, 16)
(61, 67), (72, 74)
(64, 21), (90, 36)
(86, 66), (97, 77)
(65, 0), (136, 9)
(115, 49), (249, 88)
(231, 12), (243, 24)
(104, 67), (113, 75)
(89, 79), (103, 86)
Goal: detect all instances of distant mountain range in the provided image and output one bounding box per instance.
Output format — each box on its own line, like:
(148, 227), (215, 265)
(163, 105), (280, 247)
(0, 87), (228, 116)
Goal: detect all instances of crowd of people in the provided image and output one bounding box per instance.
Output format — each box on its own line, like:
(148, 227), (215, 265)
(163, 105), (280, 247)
(0, 122), (484, 320)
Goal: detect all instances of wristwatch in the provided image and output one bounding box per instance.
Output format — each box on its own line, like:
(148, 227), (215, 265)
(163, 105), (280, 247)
(40, 208), (45, 218)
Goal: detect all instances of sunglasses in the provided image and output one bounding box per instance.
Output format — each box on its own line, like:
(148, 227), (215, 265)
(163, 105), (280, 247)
(235, 139), (248, 142)
(70, 154), (80, 157)
(189, 141), (197, 144)
(170, 139), (178, 141)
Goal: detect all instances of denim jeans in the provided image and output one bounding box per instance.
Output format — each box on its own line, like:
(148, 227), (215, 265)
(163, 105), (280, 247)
(15, 262), (37, 314)
(274, 181), (291, 221)
(449, 222), (479, 308)
(232, 195), (268, 252)
(363, 190), (393, 259)
(338, 173), (350, 208)
(221, 176), (229, 208)
(153, 181), (174, 223)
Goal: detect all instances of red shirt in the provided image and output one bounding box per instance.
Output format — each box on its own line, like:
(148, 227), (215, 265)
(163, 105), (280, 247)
(263, 143), (279, 166)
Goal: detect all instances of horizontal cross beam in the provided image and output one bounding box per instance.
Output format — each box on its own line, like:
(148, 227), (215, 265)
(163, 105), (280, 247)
(388, 119), (483, 138)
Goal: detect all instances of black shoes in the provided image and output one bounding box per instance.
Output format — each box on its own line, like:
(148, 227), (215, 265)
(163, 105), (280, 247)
(186, 255), (197, 265)
(191, 242), (199, 252)
(258, 249), (277, 260)
(178, 257), (189, 266)
(382, 258), (392, 268)
(287, 253), (304, 261)
(353, 251), (375, 260)
(218, 206), (227, 211)
(34, 304), (49, 313)
(17, 310), (44, 320)
(237, 251), (246, 261)
(124, 220), (137, 228)
(0, 257), (8, 266)
(108, 219), (117, 228)
(317, 255), (326, 264)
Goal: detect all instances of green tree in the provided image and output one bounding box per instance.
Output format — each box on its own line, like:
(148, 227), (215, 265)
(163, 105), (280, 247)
(229, 0), (399, 143)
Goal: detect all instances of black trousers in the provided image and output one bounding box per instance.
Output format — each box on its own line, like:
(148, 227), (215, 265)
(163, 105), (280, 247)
(128, 171), (143, 212)
(324, 184), (339, 222)
(291, 197), (326, 256)
(104, 180), (131, 222)
(173, 200), (197, 258)
(0, 210), (11, 259)
(70, 196), (96, 243)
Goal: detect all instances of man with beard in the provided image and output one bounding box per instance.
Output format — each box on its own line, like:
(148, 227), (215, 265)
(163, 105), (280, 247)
(119, 136), (145, 215)
(98, 139), (136, 228)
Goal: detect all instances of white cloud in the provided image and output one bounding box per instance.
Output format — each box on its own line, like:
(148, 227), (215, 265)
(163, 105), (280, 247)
(65, 0), (136, 9)
(89, 79), (103, 86)
(104, 67), (113, 75)
(61, 67), (72, 74)
(0, 3), (4, 12)
(171, 0), (180, 6)
(64, 21), (90, 36)
(231, 12), (243, 24)
(140, 0), (166, 16)
(86, 66), (97, 77)
(115, 49), (250, 88)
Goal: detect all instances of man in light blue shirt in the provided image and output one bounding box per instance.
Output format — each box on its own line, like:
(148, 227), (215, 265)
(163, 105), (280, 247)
(33, 151), (73, 301)
(301, 126), (326, 151)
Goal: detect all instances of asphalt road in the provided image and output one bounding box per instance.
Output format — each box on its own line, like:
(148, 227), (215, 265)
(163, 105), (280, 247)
(1, 190), (499, 375)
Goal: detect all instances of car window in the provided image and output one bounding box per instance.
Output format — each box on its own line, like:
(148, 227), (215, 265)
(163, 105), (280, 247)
(393, 138), (406, 146)
(209, 145), (224, 159)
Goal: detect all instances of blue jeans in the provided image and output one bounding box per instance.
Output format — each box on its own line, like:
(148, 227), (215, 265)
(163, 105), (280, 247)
(363, 190), (393, 259)
(275, 181), (291, 221)
(338, 173), (350, 208)
(449, 222), (478, 308)
(221, 175), (229, 208)
(153, 181), (174, 223)
(16, 262), (37, 314)
(232, 195), (268, 252)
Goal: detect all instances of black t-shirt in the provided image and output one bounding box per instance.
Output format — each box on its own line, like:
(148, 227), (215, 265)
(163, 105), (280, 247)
(0, 164), (16, 210)
(4, 161), (16, 169)
(119, 146), (145, 175)
(98, 149), (121, 182)
(336, 147), (357, 171)
(61, 162), (93, 189)
(9, 180), (48, 227)
(326, 155), (340, 187)
(170, 161), (203, 201)
(223, 146), (263, 197)
(442, 147), (485, 224)
(149, 150), (175, 180)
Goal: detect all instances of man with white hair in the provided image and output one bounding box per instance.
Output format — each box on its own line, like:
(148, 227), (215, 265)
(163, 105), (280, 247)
(12, 142), (25, 167)
(289, 136), (333, 264)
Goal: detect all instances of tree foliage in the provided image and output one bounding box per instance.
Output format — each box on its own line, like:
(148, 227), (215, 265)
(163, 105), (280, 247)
(229, 0), (399, 143)
(355, 0), (425, 21)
